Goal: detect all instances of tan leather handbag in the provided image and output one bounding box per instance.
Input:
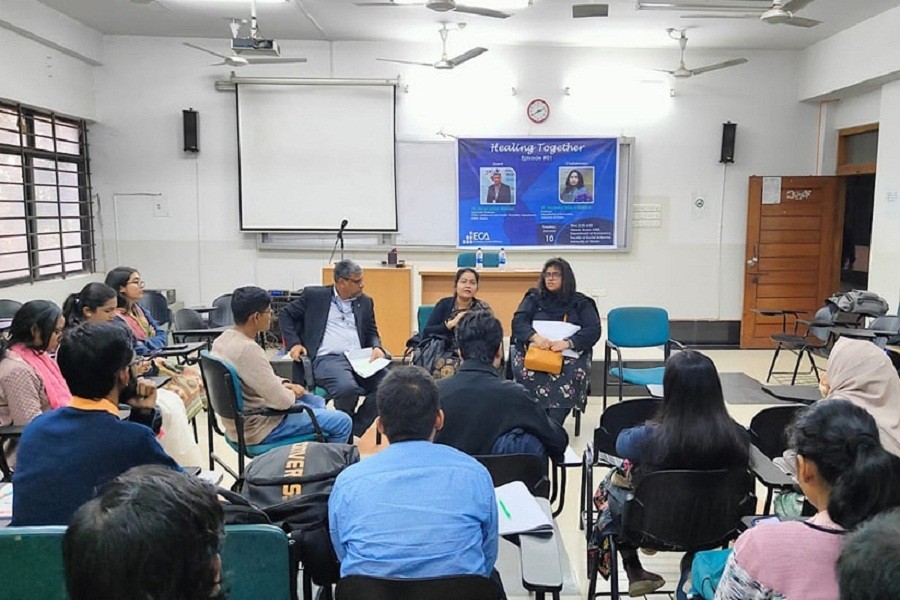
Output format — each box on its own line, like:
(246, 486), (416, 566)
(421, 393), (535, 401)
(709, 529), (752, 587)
(524, 346), (563, 375)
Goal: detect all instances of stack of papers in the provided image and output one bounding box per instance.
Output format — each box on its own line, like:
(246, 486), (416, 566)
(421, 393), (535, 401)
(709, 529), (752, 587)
(344, 348), (391, 379)
(495, 481), (553, 536)
(532, 320), (581, 358)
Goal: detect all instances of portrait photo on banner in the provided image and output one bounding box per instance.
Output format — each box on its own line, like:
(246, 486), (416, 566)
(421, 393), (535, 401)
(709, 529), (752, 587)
(480, 167), (517, 205)
(558, 167), (595, 204)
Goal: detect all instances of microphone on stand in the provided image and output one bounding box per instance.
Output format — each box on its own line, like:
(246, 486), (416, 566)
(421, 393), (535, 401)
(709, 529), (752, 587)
(328, 219), (349, 264)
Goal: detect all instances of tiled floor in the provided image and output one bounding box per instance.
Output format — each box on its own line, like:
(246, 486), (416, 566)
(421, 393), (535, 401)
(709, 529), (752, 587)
(197, 347), (815, 599)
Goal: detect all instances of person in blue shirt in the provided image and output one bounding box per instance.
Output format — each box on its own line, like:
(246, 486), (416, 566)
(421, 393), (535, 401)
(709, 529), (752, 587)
(328, 365), (501, 591)
(12, 322), (180, 526)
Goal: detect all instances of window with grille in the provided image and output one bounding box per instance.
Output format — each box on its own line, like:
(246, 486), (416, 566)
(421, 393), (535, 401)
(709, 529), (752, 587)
(0, 102), (94, 286)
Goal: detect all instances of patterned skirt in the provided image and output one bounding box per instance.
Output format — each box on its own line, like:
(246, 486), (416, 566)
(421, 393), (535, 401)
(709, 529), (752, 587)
(511, 345), (591, 411)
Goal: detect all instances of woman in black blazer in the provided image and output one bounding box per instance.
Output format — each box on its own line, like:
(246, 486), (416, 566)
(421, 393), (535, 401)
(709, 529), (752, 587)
(511, 257), (601, 424)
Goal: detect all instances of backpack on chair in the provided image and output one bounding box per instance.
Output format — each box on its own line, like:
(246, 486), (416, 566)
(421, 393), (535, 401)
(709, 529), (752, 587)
(240, 442), (360, 587)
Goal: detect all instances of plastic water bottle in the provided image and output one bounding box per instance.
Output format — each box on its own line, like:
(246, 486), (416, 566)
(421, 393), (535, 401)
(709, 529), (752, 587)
(475, 247), (484, 271)
(498, 248), (507, 270)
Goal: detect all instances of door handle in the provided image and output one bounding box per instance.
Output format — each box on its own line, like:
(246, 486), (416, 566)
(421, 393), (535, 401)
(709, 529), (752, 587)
(747, 257), (758, 267)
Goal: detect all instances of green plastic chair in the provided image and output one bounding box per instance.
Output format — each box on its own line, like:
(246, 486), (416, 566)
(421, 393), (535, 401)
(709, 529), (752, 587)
(221, 524), (293, 600)
(0, 525), (68, 599)
(417, 304), (435, 333)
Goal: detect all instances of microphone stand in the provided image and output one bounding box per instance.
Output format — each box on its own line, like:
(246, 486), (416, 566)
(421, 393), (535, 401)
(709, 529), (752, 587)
(339, 229), (345, 261)
(328, 232), (341, 264)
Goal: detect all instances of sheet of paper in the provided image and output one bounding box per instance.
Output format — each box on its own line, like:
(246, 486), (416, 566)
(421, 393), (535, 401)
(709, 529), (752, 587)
(0, 483), (12, 519)
(532, 320), (581, 358)
(198, 470), (225, 486)
(762, 176), (781, 204)
(495, 481), (553, 536)
(344, 348), (390, 379)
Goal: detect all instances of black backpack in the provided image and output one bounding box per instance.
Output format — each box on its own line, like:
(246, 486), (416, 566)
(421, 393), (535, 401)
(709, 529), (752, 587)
(241, 442), (360, 586)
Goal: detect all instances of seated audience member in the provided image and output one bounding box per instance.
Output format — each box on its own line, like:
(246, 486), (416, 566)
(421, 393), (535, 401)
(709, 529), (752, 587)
(12, 323), (180, 526)
(434, 311), (567, 462)
(64, 281), (202, 467)
(64, 465), (224, 600)
(838, 507), (900, 600)
(105, 266), (167, 356)
(716, 400), (900, 600)
(329, 366), (499, 587)
(0, 300), (67, 467)
(592, 350), (749, 596)
(62, 282), (119, 327)
(818, 336), (900, 456)
(279, 259), (387, 438)
(211, 286), (351, 445)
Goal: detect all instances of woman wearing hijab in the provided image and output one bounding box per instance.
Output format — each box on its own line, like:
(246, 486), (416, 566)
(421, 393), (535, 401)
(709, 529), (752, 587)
(819, 336), (900, 457)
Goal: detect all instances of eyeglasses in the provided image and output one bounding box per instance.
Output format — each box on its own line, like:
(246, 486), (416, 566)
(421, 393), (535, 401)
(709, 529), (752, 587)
(543, 272), (563, 280)
(127, 279), (145, 288)
(343, 277), (364, 286)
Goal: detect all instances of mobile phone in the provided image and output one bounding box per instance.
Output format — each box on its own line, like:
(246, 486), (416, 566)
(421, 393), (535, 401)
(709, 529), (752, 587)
(165, 344), (189, 351)
(752, 515), (781, 526)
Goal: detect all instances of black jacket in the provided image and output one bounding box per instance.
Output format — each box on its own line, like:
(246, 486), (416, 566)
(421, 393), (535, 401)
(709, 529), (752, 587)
(278, 285), (381, 359)
(434, 361), (568, 462)
(421, 296), (491, 341)
(511, 288), (601, 352)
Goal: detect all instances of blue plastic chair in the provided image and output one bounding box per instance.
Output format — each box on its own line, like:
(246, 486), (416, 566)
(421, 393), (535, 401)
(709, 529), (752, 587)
(457, 252), (500, 268)
(199, 350), (325, 479)
(603, 307), (683, 409)
(221, 524), (293, 600)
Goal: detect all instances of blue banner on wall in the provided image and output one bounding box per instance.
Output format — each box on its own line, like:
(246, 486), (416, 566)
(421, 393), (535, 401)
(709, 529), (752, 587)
(458, 138), (618, 248)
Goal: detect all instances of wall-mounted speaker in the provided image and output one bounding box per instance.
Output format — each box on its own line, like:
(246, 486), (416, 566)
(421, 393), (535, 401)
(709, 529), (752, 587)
(183, 109), (199, 153)
(720, 121), (736, 164)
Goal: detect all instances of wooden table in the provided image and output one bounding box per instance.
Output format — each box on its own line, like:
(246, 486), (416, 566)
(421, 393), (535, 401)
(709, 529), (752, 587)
(322, 265), (412, 357)
(419, 269), (541, 336)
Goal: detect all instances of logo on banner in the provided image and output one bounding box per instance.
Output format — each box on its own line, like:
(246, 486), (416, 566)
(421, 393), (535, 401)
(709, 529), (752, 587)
(464, 231), (492, 244)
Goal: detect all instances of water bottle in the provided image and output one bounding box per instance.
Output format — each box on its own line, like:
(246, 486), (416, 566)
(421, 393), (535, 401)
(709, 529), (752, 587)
(475, 247), (484, 271)
(498, 248), (507, 270)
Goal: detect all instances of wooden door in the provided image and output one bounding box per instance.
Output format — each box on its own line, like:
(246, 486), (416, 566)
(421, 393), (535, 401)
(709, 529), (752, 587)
(740, 176), (843, 348)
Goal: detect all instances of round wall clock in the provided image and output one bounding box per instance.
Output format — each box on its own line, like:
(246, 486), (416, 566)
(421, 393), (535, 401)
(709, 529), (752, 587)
(527, 98), (550, 124)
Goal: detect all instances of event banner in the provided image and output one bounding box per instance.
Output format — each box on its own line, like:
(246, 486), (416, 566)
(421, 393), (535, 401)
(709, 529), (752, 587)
(457, 137), (618, 248)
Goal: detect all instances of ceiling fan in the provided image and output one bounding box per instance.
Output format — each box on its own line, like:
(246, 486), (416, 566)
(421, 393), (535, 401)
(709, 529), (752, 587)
(682, 0), (822, 28)
(355, 0), (512, 20)
(656, 29), (748, 79)
(377, 23), (487, 70)
(182, 0), (307, 67)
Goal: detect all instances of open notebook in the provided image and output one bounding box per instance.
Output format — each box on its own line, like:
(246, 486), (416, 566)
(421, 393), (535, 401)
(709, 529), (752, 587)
(495, 481), (553, 536)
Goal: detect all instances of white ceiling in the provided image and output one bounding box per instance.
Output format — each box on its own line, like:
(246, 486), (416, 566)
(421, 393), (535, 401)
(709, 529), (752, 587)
(37, 0), (900, 51)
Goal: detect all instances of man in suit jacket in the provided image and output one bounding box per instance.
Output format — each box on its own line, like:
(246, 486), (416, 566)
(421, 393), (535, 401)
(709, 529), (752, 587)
(434, 311), (568, 462)
(279, 260), (387, 438)
(485, 171), (512, 204)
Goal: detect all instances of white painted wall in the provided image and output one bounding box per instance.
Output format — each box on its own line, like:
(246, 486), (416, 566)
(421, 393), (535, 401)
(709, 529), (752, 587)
(869, 80), (900, 307)
(84, 36), (817, 320)
(799, 4), (900, 101)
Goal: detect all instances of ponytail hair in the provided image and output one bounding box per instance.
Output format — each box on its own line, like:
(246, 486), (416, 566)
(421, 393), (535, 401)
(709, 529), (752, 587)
(62, 283), (118, 327)
(790, 399), (900, 529)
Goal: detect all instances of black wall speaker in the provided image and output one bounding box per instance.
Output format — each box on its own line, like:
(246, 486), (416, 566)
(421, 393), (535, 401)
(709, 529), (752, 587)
(183, 109), (199, 153)
(720, 121), (736, 164)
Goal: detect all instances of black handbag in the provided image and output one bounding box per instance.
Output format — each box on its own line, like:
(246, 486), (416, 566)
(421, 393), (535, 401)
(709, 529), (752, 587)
(409, 335), (460, 379)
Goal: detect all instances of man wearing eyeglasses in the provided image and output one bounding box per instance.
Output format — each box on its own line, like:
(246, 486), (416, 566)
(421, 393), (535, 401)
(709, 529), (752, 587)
(279, 259), (388, 439)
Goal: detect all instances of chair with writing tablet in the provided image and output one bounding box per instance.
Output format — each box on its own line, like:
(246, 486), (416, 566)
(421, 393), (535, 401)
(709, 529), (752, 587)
(336, 575), (500, 600)
(199, 350), (325, 482)
(475, 453), (551, 499)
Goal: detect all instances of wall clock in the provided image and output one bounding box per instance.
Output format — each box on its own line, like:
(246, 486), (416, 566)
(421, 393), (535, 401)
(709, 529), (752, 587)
(527, 98), (550, 124)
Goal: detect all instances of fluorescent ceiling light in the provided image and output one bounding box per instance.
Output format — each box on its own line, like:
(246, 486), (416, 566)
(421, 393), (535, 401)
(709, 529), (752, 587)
(392, 0), (530, 6)
(164, 0), (289, 5)
(637, 1), (766, 10)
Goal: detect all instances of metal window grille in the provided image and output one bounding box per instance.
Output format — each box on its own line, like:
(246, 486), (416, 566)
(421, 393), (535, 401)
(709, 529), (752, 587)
(0, 102), (95, 286)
